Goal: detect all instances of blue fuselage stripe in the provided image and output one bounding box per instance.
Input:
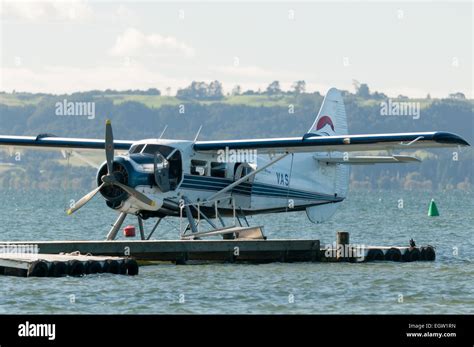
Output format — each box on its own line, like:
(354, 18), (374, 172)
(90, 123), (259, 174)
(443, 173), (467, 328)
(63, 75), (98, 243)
(181, 175), (339, 201)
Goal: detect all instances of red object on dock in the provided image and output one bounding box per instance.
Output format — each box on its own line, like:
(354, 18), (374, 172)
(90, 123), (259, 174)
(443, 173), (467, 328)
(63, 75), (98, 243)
(123, 225), (136, 237)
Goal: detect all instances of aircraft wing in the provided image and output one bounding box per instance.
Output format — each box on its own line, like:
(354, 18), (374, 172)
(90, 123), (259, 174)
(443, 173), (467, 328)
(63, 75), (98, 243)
(194, 131), (469, 154)
(313, 154), (421, 164)
(0, 135), (133, 151)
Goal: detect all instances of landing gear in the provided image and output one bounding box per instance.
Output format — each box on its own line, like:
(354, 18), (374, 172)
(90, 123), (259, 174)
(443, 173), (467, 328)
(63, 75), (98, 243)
(178, 196), (265, 240)
(179, 196), (223, 239)
(105, 196), (263, 241)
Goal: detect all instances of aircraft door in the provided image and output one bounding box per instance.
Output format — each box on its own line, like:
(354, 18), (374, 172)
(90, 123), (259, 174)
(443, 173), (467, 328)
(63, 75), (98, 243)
(154, 152), (171, 193)
(153, 148), (183, 192)
(232, 162), (253, 209)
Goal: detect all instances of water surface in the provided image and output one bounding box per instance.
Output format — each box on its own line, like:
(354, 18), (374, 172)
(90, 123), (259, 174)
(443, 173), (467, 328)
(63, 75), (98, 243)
(0, 190), (472, 314)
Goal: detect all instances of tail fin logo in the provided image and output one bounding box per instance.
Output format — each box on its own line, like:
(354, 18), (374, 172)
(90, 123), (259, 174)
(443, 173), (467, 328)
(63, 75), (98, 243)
(315, 115), (335, 132)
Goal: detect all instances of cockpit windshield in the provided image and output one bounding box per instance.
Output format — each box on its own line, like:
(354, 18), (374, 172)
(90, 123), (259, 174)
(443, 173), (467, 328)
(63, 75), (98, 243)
(129, 144), (145, 154)
(142, 144), (174, 157)
(128, 143), (183, 192)
(129, 143), (176, 157)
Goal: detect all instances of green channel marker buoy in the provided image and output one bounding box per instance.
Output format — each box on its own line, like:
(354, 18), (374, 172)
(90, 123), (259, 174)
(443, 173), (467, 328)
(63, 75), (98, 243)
(428, 199), (439, 216)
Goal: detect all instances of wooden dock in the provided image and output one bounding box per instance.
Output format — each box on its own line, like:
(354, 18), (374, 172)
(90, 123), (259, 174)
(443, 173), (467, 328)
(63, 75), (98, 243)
(0, 233), (435, 272)
(0, 252), (139, 277)
(0, 239), (322, 264)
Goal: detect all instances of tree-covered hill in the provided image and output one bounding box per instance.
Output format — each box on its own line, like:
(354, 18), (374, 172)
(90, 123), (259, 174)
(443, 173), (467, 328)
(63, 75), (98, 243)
(0, 83), (472, 191)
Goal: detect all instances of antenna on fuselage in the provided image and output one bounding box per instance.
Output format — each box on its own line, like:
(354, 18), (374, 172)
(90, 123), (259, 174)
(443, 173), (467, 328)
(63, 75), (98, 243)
(193, 125), (203, 143)
(159, 125), (168, 139)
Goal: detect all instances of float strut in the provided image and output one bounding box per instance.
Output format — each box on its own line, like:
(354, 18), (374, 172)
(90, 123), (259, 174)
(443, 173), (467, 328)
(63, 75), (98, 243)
(137, 216), (146, 240)
(106, 212), (127, 241)
(191, 205), (218, 229)
(183, 197), (198, 234)
(146, 218), (162, 240)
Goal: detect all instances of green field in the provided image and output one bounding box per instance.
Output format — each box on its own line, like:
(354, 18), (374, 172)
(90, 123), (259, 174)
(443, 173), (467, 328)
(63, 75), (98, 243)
(98, 95), (182, 108)
(1, 92), (469, 110)
(0, 93), (45, 106)
(0, 93), (302, 108)
(357, 98), (435, 109)
(99, 94), (298, 108)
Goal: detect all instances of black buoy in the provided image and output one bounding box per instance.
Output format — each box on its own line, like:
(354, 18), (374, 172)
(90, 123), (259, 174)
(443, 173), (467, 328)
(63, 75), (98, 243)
(85, 260), (102, 274)
(366, 249), (384, 261)
(28, 261), (49, 277)
(118, 260), (128, 275)
(68, 260), (85, 277)
(420, 246), (436, 261)
(103, 259), (120, 274)
(49, 261), (68, 277)
(123, 259), (139, 276)
(385, 248), (402, 262)
(403, 248), (421, 262)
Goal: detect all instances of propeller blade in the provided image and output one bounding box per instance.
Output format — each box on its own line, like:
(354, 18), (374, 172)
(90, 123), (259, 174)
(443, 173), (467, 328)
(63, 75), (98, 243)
(66, 183), (105, 215)
(113, 181), (156, 207)
(105, 119), (114, 175)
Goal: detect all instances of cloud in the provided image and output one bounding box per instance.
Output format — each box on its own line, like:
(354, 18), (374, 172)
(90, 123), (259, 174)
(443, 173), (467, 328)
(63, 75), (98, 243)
(109, 28), (195, 58)
(0, 0), (94, 21)
(115, 5), (135, 20)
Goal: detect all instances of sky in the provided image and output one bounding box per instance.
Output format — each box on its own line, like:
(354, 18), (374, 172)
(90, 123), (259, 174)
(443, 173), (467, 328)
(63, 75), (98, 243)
(0, 0), (472, 97)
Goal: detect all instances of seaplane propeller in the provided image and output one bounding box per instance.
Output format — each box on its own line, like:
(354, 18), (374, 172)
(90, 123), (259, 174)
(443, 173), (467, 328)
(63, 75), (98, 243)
(66, 120), (156, 215)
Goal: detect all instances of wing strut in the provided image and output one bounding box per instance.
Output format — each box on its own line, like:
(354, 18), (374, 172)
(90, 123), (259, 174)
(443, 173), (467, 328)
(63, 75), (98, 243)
(401, 136), (424, 146)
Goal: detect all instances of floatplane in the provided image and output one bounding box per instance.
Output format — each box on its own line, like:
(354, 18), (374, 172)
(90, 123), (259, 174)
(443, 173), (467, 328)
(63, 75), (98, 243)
(0, 88), (469, 240)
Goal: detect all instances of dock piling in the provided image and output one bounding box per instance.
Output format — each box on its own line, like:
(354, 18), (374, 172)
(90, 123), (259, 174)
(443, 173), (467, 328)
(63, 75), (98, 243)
(336, 231), (350, 261)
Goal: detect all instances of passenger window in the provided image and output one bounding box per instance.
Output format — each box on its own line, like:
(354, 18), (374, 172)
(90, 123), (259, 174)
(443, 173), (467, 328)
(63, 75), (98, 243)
(211, 162), (227, 178)
(234, 163), (253, 180)
(191, 160), (208, 176)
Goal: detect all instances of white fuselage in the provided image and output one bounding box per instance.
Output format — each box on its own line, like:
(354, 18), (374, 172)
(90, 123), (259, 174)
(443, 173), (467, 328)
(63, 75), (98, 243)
(113, 139), (344, 216)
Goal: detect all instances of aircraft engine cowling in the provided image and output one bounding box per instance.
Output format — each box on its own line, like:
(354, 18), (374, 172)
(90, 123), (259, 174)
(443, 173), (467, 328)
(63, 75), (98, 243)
(96, 160), (129, 207)
(66, 120), (159, 216)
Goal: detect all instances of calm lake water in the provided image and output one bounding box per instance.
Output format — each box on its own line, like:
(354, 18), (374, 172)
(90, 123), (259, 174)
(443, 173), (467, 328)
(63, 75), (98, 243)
(0, 189), (472, 314)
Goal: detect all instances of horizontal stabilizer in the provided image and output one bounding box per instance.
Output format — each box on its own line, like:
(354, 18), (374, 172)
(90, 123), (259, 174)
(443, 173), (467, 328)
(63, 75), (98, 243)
(314, 154), (421, 165)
